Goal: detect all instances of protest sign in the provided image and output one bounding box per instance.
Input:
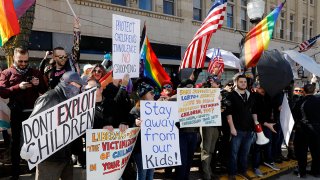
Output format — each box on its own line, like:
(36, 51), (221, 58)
(22, 88), (97, 169)
(177, 88), (221, 127)
(112, 14), (140, 79)
(86, 128), (139, 180)
(140, 101), (181, 169)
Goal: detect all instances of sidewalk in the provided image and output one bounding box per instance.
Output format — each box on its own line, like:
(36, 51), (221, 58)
(0, 156), (311, 180)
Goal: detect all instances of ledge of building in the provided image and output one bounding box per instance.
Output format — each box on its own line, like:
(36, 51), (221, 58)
(75, 0), (184, 23)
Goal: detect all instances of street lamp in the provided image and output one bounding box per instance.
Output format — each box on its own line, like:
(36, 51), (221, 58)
(247, 0), (265, 24)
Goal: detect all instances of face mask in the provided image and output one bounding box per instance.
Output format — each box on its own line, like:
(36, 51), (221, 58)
(60, 82), (80, 99)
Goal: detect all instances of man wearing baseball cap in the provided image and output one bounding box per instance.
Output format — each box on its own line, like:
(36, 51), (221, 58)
(21, 71), (87, 180)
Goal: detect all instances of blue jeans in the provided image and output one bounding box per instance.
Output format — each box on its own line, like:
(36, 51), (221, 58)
(175, 131), (200, 180)
(253, 127), (274, 168)
(134, 153), (154, 180)
(229, 130), (254, 175)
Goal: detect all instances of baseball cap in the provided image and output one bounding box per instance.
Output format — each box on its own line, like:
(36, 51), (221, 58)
(61, 71), (87, 86)
(83, 64), (94, 72)
(207, 75), (221, 84)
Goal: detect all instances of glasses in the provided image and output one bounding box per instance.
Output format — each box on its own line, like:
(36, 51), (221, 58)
(17, 60), (29, 64)
(227, 83), (234, 86)
(163, 84), (172, 89)
(294, 90), (303, 92)
(93, 70), (102, 73)
(55, 55), (68, 60)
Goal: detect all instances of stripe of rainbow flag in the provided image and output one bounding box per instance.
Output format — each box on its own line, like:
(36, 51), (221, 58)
(0, 0), (20, 47)
(244, 2), (284, 68)
(141, 35), (170, 88)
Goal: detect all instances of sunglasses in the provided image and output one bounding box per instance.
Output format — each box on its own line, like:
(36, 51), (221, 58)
(227, 83), (234, 86)
(55, 55), (68, 60)
(163, 84), (172, 89)
(17, 60), (29, 63)
(294, 90), (303, 92)
(93, 70), (102, 73)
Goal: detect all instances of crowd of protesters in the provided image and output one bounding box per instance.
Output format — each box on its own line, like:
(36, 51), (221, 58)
(0, 23), (319, 180)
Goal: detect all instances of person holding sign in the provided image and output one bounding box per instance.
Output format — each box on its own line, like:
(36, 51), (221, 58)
(102, 74), (132, 132)
(20, 71), (87, 180)
(130, 82), (155, 180)
(225, 74), (257, 180)
(174, 79), (201, 180)
(200, 75), (221, 180)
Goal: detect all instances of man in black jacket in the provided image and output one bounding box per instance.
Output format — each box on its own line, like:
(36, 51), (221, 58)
(293, 84), (320, 178)
(102, 74), (133, 132)
(226, 75), (257, 180)
(22, 71), (86, 180)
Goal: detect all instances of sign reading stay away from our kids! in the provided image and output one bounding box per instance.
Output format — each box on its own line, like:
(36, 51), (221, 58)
(22, 88), (97, 170)
(112, 14), (140, 79)
(177, 88), (221, 127)
(86, 128), (139, 179)
(140, 101), (181, 169)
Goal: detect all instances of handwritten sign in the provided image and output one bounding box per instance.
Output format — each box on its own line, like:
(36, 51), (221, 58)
(112, 14), (140, 79)
(177, 88), (221, 127)
(140, 101), (181, 169)
(22, 88), (97, 169)
(86, 128), (139, 179)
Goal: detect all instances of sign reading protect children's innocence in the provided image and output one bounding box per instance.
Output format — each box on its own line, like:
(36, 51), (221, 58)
(140, 101), (181, 169)
(86, 128), (139, 180)
(22, 88), (97, 169)
(112, 14), (140, 79)
(177, 88), (221, 128)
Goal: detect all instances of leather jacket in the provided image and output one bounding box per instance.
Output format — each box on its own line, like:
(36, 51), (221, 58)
(29, 84), (72, 162)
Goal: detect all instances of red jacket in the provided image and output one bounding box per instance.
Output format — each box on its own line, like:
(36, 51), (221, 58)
(0, 67), (47, 111)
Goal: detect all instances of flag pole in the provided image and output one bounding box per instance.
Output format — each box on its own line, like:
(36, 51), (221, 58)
(66, 0), (80, 25)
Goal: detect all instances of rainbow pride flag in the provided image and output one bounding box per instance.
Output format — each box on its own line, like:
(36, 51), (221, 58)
(14, 0), (35, 18)
(140, 32), (170, 88)
(242, 2), (284, 68)
(0, 0), (20, 47)
(99, 70), (113, 89)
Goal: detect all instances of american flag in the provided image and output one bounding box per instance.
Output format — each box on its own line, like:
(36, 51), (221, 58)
(298, 34), (320, 52)
(208, 48), (224, 76)
(180, 0), (227, 69)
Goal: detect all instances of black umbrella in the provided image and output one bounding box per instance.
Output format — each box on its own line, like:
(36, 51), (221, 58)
(257, 49), (293, 97)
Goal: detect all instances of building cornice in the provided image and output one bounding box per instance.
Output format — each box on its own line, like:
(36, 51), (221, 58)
(75, 0), (184, 23)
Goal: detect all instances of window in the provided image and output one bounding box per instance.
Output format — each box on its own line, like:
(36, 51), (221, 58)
(289, 14), (294, 41)
(240, 8), (247, 31)
(280, 19), (284, 39)
(279, 12), (285, 39)
(310, 0), (314, 4)
(302, 18), (306, 41)
(139, 0), (152, 11)
(111, 0), (126, 6)
(226, 4), (234, 28)
(309, 20), (313, 38)
(28, 31), (52, 51)
(241, 0), (247, 6)
(193, 0), (201, 21)
(164, 0), (174, 15)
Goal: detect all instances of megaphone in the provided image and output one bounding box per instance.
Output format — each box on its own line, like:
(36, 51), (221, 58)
(255, 123), (269, 145)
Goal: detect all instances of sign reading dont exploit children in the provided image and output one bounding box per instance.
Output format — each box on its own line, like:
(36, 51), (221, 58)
(177, 88), (221, 127)
(22, 88), (97, 169)
(86, 128), (139, 179)
(140, 101), (181, 169)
